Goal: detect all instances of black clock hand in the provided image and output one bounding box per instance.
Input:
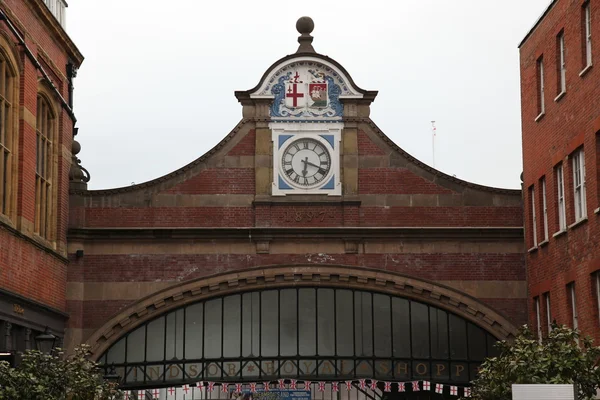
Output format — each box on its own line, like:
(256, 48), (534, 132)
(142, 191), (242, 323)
(302, 157), (308, 176)
(303, 160), (322, 169)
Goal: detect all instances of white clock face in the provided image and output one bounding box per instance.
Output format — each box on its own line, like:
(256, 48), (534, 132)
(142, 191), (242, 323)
(281, 138), (331, 187)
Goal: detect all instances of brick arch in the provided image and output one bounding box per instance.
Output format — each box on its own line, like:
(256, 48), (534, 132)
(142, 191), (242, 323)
(85, 265), (518, 360)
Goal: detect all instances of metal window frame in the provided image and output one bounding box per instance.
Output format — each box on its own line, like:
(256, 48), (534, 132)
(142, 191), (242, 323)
(100, 287), (497, 390)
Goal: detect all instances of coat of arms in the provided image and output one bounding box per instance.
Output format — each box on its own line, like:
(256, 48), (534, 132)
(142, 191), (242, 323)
(284, 70), (328, 109)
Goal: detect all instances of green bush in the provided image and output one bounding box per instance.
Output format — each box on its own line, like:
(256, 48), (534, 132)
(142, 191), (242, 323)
(471, 324), (600, 400)
(0, 345), (122, 400)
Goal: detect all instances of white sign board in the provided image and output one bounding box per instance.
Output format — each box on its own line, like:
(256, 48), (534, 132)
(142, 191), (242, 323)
(512, 384), (575, 400)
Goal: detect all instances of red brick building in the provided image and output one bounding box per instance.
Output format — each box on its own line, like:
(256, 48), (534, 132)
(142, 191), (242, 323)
(63, 18), (525, 396)
(520, 0), (600, 344)
(0, 0), (83, 361)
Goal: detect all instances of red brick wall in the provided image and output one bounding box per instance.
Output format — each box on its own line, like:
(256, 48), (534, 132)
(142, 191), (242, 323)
(358, 169), (454, 194)
(0, 227), (67, 310)
(0, 1), (78, 310)
(521, 0), (600, 342)
(162, 169), (255, 194)
(227, 129), (255, 156)
(67, 252), (525, 331)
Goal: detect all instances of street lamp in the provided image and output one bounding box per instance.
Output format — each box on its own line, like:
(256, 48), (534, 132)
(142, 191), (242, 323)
(103, 363), (121, 383)
(35, 327), (57, 354)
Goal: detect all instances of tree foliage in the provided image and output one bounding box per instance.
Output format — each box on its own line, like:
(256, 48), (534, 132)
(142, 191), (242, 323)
(0, 345), (122, 400)
(470, 324), (600, 400)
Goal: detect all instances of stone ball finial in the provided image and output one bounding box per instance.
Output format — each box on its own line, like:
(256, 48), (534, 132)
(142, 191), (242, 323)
(72, 139), (81, 155)
(295, 17), (316, 53)
(296, 16), (314, 35)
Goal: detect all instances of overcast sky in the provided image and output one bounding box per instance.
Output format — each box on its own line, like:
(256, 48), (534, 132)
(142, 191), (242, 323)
(67, 0), (551, 191)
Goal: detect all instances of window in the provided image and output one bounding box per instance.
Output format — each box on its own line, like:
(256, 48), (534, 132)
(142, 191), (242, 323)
(34, 95), (55, 239)
(537, 57), (545, 117)
(43, 0), (66, 28)
(583, 2), (592, 69)
(0, 53), (14, 218)
(541, 177), (549, 241)
(535, 296), (542, 342)
(595, 272), (600, 325)
(544, 292), (552, 333)
(568, 283), (578, 334)
(557, 31), (566, 95)
(556, 164), (566, 231)
(572, 148), (587, 221)
(530, 185), (537, 247)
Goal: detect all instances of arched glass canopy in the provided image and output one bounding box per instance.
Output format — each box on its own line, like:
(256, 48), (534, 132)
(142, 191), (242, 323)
(99, 288), (499, 388)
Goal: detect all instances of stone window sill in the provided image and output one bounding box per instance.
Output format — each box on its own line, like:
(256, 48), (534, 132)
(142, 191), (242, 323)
(579, 64), (593, 77)
(554, 91), (566, 102)
(535, 112), (545, 122)
(539, 239), (549, 247)
(568, 217), (588, 230)
(553, 229), (567, 238)
(594, 207), (600, 214)
(528, 246), (539, 253)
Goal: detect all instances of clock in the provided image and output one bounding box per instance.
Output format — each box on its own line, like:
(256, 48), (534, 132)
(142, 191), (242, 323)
(281, 138), (331, 188)
(270, 122), (342, 196)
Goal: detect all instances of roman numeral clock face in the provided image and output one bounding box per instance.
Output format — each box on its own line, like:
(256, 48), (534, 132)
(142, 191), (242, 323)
(282, 138), (331, 187)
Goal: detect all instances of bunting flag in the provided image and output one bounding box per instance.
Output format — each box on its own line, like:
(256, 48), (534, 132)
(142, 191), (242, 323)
(332, 381), (339, 392)
(118, 379), (474, 398)
(166, 387), (176, 400)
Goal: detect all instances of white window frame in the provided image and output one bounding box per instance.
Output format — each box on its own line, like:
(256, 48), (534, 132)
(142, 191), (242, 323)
(544, 292), (552, 333)
(585, 3), (592, 68)
(557, 164), (567, 231)
(558, 32), (566, 95)
(535, 296), (542, 343)
(596, 273), (600, 326)
(537, 58), (545, 117)
(572, 149), (587, 221)
(530, 186), (537, 247)
(542, 178), (548, 241)
(569, 283), (578, 338)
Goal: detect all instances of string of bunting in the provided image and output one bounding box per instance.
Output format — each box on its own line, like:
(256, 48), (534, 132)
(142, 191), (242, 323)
(121, 379), (472, 399)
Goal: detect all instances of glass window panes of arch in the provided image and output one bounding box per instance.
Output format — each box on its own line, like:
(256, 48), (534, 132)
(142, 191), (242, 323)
(99, 288), (499, 387)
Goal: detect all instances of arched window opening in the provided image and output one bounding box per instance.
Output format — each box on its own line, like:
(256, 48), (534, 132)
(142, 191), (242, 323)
(35, 94), (55, 239)
(99, 288), (499, 390)
(0, 50), (15, 218)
